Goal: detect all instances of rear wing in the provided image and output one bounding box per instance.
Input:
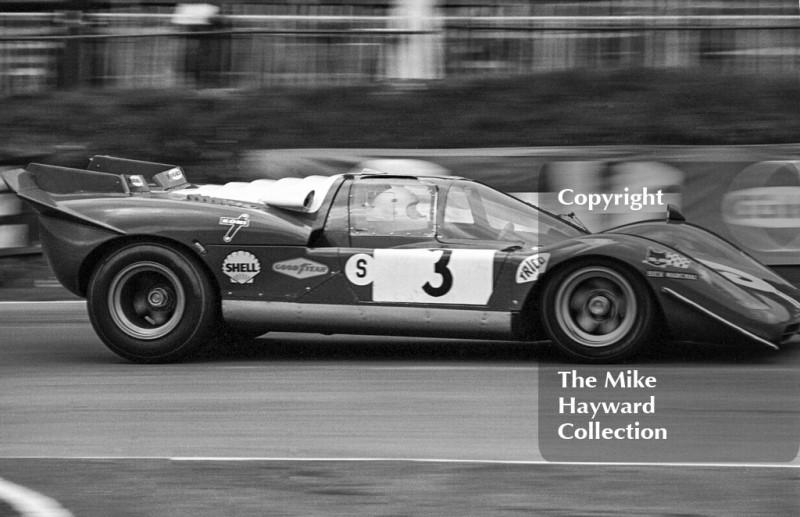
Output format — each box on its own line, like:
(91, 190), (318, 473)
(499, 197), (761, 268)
(87, 156), (189, 190)
(4, 156), (190, 197)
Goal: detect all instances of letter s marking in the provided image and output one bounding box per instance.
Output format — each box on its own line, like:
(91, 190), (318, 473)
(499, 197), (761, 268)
(356, 258), (367, 278)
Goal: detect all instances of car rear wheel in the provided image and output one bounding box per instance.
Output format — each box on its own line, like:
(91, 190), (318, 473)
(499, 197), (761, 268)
(87, 243), (217, 363)
(541, 260), (656, 363)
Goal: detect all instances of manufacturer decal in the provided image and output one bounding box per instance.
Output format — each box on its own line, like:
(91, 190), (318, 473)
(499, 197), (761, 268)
(222, 251), (261, 284)
(646, 270), (697, 280)
(272, 258), (329, 279)
(219, 214), (250, 242)
(516, 253), (550, 284)
(165, 167), (184, 181)
(643, 248), (690, 269)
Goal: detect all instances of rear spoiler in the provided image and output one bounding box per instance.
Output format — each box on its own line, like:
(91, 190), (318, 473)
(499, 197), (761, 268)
(7, 156), (190, 196)
(87, 156), (189, 190)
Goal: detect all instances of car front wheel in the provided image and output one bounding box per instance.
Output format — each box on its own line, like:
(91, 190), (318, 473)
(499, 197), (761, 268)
(541, 260), (656, 363)
(87, 243), (217, 363)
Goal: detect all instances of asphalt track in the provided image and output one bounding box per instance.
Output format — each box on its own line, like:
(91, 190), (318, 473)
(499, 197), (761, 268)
(1, 301), (799, 516)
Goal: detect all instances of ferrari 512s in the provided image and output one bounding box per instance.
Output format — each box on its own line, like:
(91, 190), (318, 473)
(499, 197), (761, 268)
(3, 156), (799, 363)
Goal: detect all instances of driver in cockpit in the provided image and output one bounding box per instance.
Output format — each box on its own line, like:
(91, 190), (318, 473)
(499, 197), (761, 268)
(368, 185), (424, 222)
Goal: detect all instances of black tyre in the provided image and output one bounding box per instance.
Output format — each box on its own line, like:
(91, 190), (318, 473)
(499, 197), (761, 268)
(541, 260), (656, 363)
(87, 243), (217, 363)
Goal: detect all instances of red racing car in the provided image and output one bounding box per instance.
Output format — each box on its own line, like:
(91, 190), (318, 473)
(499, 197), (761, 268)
(3, 156), (799, 363)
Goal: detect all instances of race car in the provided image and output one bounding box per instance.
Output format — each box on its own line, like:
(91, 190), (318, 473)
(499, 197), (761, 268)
(3, 156), (800, 363)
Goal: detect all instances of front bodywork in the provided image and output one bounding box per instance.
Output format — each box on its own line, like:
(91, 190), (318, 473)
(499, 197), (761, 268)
(607, 221), (800, 347)
(3, 157), (799, 350)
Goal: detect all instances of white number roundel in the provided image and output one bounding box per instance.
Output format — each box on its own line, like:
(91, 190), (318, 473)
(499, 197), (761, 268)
(345, 253), (375, 286)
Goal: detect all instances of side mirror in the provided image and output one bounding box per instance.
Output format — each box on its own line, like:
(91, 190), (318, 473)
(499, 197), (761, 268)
(666, 204), (686, 223)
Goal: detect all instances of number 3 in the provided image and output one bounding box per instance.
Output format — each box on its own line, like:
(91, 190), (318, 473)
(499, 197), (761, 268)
(423, 250), (453, 297)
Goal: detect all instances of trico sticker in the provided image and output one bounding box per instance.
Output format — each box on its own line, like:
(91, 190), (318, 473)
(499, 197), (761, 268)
(643, 248), (690, 269)
(219, 214), (250, 242)
(222, 251), (261, 284)
(272, 258), (329, 279)
(516, 253), (550, 283)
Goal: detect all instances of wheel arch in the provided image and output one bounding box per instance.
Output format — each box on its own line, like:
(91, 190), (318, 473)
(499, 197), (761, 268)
(77, 235), (221, 299)
(515, 254), (666, 341)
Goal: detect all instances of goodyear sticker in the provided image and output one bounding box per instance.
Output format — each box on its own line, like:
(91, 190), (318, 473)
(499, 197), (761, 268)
(223, 251), (261, 284)
(272, 258), (329, 279)
(516, 253), (550, 284)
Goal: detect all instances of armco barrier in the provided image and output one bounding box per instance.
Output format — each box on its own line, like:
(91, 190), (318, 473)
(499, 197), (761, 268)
(0, 168), (39, 257)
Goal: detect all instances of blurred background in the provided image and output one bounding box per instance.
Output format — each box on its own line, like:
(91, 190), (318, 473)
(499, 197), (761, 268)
(1, 1), (797, 158)
(0, 0), (799, 290)
(1, 0), (798, 92)
(0, 0), (797, 160)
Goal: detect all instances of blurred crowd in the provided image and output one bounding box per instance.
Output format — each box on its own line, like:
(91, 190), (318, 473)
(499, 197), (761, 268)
(3, 0), (798, 15)
(0, 0), (797, 95)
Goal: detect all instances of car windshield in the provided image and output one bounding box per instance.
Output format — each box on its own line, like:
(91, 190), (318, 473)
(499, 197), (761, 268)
(438, 180), (585, 248)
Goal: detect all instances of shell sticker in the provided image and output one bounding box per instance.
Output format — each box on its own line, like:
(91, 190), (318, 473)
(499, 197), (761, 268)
(222, 251), (261, 284)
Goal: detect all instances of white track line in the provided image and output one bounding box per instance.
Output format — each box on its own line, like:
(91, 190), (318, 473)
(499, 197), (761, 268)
(0, 477), (73, 517)
(0, 301), (85, 305)
(2, 455), (797, 467)
(167, 457), (800, 468)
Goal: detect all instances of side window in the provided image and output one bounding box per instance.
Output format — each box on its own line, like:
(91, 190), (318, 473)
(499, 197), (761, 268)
(443, 187), (474, 224)
(440, 181), (541, 244)
(350, 179), (437, 237)
(441, 184), (496, 240)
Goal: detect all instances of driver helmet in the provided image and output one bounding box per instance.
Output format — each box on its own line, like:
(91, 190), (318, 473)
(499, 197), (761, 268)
(370, 186), (423, 220)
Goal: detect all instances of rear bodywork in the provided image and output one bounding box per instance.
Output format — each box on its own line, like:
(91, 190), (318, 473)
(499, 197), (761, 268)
(3, 156), (799, 352)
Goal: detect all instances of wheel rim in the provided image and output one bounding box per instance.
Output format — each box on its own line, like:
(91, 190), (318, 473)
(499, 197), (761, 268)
(554, 267), (637, 348)
(108, 261), (186, 340)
